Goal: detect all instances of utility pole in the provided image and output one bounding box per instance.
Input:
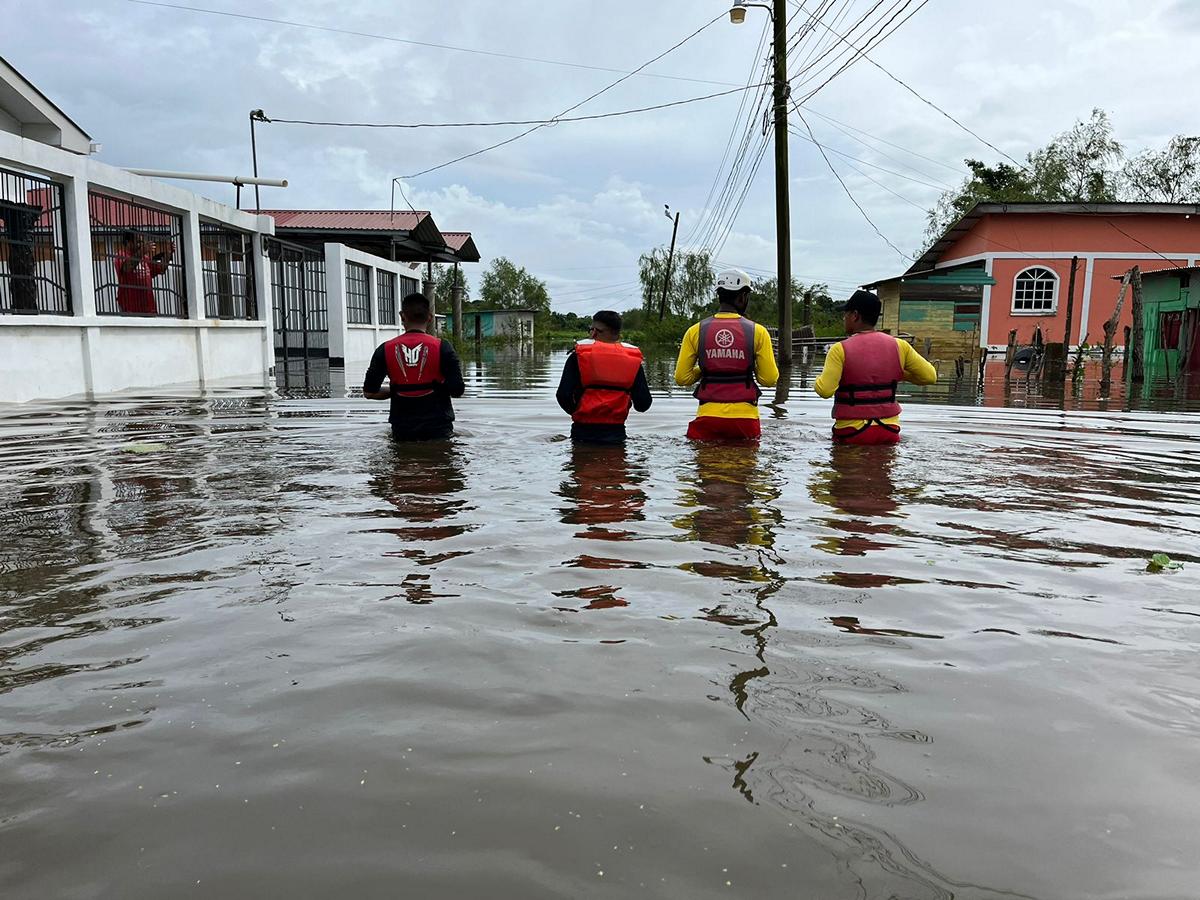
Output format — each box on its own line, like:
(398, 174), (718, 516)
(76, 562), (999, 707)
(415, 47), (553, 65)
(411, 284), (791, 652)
(249, 110), (265, 212)
(659, 205), (681, 322)
(771, 0), (792, 366)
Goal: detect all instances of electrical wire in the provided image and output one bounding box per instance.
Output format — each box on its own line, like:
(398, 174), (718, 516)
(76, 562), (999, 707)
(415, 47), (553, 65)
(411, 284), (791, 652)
(793, 108), (913, 260)
(399, 12), (729, 179)
(126, 0), (742, 89)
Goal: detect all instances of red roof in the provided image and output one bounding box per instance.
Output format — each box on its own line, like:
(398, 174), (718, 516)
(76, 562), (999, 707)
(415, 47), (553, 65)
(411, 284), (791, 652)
(441, 232), (471, 250)
(256, 209), (430, 231)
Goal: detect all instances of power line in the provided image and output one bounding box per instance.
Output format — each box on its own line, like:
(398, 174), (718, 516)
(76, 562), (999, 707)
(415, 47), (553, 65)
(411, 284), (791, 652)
(400, 12), (729, 179)
(788, 126), (949, 191)
(801, 106), (967, 175)
(787, 0), (1026, 170)
(126, 0), (742, 89)
(261, 84), (769, 131)
(793, 108), (913, 260)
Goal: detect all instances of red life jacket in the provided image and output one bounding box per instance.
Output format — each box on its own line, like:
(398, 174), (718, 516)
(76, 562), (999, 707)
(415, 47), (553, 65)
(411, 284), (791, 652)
(383, 332), (443, 397)
(695, 316), (759, 404)
(831, 330), (904, 420)
(573, 340), (643, 425)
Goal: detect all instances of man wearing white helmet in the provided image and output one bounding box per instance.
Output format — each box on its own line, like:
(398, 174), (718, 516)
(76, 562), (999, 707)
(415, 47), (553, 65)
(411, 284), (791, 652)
(673, 268), (779, 441)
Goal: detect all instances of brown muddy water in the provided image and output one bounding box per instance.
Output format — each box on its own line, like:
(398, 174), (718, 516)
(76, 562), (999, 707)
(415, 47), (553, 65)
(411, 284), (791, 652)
(2, 345), (1200, 899)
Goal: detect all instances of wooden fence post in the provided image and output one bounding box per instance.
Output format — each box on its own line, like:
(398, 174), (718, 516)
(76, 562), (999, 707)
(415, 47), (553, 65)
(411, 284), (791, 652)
(1128, 267), (1145, 384)
(1101, 269), (1134, 393)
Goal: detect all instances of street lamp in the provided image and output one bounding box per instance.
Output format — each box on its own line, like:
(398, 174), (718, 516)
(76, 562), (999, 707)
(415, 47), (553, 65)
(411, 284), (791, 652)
(728, 0), (793, 365)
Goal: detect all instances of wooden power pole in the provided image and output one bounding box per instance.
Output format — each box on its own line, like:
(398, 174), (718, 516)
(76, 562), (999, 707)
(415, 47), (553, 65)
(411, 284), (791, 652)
(772, 0), (793, 366)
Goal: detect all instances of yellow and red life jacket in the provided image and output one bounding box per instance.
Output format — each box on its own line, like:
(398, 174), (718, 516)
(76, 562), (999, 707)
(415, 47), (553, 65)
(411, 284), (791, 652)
(831, 331), (904, 420)
(383, 332), (443, 397)
(573, 339), (643, 425)
(696, 316), (759, 404)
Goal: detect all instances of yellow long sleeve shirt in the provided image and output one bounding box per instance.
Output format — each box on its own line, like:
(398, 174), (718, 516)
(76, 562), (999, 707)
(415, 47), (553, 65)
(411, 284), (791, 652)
(674, 313), (780, 420)
(814, 334), (937, 430)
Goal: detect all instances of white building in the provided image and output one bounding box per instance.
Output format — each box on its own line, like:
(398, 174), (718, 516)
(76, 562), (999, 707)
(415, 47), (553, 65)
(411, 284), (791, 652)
(0, 55), (275, 404)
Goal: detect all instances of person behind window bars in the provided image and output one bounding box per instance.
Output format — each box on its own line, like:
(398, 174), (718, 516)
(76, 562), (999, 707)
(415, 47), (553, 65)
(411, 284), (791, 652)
(116, 229), (174, 315)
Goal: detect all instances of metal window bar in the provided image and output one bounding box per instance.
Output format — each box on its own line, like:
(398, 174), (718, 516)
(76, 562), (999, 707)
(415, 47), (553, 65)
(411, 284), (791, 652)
(376, 270), (396, 325)
(0, 166), (72, 315)
(89, 191), (187, 317)
(399, 274), (420, 298)
(200, 222), (256, 319)
(346, 262), (371, 324)
(266, 238), (328, 390)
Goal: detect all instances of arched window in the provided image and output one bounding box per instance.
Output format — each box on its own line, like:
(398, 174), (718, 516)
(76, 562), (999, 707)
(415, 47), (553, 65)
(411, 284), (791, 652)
(1012, 266), (1058, 314)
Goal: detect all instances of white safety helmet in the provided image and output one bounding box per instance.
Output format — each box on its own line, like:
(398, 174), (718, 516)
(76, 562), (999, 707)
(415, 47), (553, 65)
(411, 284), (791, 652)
(716, 268), (752, 292)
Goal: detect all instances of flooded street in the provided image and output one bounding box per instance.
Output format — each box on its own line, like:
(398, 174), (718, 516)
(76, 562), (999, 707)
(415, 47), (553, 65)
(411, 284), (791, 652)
(3, 346), (1200, 899)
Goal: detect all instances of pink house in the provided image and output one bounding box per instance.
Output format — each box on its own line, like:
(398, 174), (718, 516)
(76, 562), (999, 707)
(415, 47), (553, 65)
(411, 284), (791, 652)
(869, 202), (1200, 361)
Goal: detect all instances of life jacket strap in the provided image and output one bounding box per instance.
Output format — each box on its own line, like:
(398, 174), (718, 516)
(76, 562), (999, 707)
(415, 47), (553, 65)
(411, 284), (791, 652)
(835, 382), (898, 405)
(581, 383), (633, 393)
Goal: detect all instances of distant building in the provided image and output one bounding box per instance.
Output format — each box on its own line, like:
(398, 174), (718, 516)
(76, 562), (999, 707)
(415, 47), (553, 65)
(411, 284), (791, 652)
(866, 202), (1200, 365)
(448, 309), (535, 340)
(1134, 265), (1199, 380)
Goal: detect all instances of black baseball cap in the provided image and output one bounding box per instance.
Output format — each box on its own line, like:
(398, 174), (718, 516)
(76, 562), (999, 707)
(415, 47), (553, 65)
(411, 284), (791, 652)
(839, 289), (881, 318)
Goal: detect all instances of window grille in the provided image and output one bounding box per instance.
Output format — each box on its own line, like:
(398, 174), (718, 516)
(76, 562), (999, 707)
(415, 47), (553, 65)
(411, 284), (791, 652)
(0, 166), (71, 315)
(1012, 267), (1058, 314)
(346, 262), (371, 324)
(90, 192), (187, 317)
(377, 270), (396, 325)
(201, 223), (256, 319)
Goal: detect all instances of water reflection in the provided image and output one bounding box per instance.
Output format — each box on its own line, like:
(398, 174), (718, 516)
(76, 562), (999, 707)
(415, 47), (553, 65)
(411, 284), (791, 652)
(554, 443), (648, 609)
(365, 439), (471, 602)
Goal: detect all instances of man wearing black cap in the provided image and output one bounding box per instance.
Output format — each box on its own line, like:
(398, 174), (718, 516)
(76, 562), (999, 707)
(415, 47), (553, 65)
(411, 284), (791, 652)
(814, 289), (936, 445)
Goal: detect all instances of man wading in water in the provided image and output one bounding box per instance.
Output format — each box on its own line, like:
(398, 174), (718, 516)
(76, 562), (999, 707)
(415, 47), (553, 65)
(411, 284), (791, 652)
(673, 268), (779, 442)
(814, 289), (936, 445)
(363, 293), (465, 441)
(556, 309), (652, 445)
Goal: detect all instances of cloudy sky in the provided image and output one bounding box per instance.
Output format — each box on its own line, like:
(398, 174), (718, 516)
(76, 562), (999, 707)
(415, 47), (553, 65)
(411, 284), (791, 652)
(8, 0), (1199, 311)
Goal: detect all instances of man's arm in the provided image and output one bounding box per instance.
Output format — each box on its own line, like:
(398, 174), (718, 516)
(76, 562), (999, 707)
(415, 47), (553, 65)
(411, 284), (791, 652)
(897, 339), (938, 386)
(362, 345), (390, 400)
(630, 365), (652, 412)
(556, 352), (581, 414)
(673, 324), (701, 386)
(753, 324), (779, 388)
(440, 340), (465, 398)
(813, 342), (846, 399)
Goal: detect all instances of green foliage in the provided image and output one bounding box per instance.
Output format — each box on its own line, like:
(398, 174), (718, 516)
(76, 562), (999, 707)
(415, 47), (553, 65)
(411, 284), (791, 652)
(924, 109), (1126, 249)
(1123, 136), (1200, 203)
(638, 247), (714, 319)
(479, 257), (551, 314)
(434, 265), (470, 306)
(747, 277), (841, 336)
(1146, 553), (1182, 573)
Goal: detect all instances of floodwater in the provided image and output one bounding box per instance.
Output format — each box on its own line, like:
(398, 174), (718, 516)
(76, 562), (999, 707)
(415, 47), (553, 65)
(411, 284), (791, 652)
(2, 345), (1200, 899)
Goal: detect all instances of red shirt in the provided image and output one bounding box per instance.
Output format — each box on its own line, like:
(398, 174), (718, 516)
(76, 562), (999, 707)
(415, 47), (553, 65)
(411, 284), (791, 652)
(116, 251), (166, 314)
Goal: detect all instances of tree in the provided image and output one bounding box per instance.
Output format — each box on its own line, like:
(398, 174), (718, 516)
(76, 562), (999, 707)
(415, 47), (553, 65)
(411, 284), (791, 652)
(478, 257), (550, 313)
(924, 109), (1125, 248)
(1123, 135), (1200, 203)
(434, 264), (470, 306)
(748, 278), (837, 334)
(638, 248), (714, 319)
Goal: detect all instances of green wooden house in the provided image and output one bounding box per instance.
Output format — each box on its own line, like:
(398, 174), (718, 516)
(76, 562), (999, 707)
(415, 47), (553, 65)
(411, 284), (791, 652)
(1137, 266), (1199, 380)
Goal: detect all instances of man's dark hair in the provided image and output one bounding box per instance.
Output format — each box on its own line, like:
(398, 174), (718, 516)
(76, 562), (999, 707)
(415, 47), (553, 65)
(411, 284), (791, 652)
(401, 292), (431, 322)
(858, 307), (881, 327)
(592, 309), (621, 334)
(121, 229), (140, 247)
(717, 286), (749, 308)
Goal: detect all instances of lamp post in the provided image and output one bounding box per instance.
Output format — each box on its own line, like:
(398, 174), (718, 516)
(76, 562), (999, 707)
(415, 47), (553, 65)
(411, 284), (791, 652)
(659, 203), (681, 322)
(730, 1), (792, 365)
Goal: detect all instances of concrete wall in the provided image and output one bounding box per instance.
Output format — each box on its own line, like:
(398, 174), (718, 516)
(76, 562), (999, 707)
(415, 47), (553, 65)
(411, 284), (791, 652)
(0, 130), (275, 403)
(323, 243), (420, 378)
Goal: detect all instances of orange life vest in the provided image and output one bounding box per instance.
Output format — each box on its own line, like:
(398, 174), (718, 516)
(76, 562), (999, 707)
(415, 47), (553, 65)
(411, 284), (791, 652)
(383, 332), (443, 397)
(831, 331), (904, 420)
(573, 340), (643, 425)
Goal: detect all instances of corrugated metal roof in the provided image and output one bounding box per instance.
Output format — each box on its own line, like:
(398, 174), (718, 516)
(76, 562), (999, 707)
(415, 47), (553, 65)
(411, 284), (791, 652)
(256, 209), (430, 231)
(441, 231), (480, 262)
(1111, 264), (1200, 280)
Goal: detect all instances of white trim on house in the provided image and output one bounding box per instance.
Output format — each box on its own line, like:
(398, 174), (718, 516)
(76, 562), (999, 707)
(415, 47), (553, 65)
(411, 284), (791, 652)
(324, 243), (422, 373)
(0, 56), (93, 155)
(1078, 257), (1097, 345)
